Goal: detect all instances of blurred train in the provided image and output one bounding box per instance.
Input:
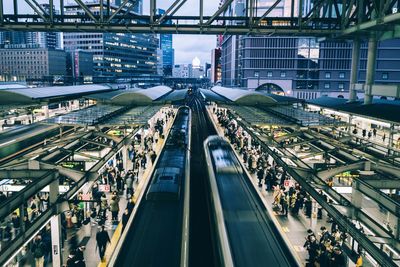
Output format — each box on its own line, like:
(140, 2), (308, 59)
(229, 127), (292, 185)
(204, 135), (298, 267)
(146, 106), (191, 201)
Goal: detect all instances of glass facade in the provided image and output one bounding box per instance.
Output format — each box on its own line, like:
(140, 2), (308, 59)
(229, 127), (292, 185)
(64, 2), (158, 78)
(221, 35), (400, 97)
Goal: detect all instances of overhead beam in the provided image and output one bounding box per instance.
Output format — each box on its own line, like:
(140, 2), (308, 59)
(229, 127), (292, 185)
(0, 171), (58, 220)
(256, 0), (282, 25)
(205, 0), (234, 26)
(364, 179), (400, 189)
(341, 4), (400, 36)
(0, 18), (341, 36)
(24, 0), (47, 22)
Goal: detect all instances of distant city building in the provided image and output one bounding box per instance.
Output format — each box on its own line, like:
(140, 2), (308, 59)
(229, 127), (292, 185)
(173, 64), (191, 78)
(0, 45), (66, 82)
(156, 9), (175, 76)
(191, 57), (205, 78)
(173, 57), (206, 79)
(66, 50), (94, 80)
(63, 2), (158, 78)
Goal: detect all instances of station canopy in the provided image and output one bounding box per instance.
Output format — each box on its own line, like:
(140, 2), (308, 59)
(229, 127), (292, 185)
(211, 86), (277, 105)
(0, 84), (114, 104)
(0, 83), (27, 90)
(88, 85), (172, 105)
(308, 96), (400, 123)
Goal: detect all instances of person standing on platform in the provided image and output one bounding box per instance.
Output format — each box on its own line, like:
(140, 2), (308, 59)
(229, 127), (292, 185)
(96, 226), (110, 262)
(122, 208), (129, 232)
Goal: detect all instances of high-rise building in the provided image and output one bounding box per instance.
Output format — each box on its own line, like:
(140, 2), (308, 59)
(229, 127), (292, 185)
(63, 2), (158, 78)
(0, 4), (61, 49)
(156, 9), (175, 76)
(220, 0), (400, 99)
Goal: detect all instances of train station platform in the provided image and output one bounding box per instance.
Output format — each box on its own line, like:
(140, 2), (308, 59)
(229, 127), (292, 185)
(206, 105), (375, 267)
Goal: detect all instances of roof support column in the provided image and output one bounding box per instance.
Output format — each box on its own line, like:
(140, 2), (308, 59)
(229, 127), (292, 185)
(388, 123), (395, 155)
(49, 179), (61, 266)
(364, 35), (377, 105)
(351, 179), (363, 218)
(349, 39), (360, 102)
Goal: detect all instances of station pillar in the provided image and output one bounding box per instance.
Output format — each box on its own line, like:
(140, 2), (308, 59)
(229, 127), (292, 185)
(310, 199), (317, 230)
(348, 115), (353, 133)
(49, 178), (62, 266)
(351, 180), (363, 219)
(364, 35), (377, 105)
(349, 39), (361, 102)
(388, 123), (395, 153)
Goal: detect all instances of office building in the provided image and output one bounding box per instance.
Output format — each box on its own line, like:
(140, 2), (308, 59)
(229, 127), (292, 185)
(221, 0), (400, 99)
(0, 45), (66, 82)
(63, 2), (158, 78)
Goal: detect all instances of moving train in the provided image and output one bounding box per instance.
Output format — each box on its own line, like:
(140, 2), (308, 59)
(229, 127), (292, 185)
(146, 106), (191, 201)
(204, 135), (298, 267)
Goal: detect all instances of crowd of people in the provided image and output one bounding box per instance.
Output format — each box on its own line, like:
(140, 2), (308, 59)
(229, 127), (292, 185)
(63, 108), (173, 266)
(215, 108), (360, 267)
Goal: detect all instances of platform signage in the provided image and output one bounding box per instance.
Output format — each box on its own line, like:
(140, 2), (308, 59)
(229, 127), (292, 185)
(98, 184), (110, 192)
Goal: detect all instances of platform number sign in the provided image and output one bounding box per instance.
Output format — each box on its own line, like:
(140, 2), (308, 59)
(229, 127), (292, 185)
(393, 7), (398, 13)
(99, 184), (111, 192)
(284, 180), (290, 187)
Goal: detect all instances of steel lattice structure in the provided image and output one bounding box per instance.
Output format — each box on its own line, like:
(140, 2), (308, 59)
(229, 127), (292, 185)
(0, 0), (398, 38)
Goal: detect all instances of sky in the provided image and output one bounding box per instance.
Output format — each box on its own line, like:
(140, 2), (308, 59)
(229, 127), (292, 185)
(5, 0), (221, 66)
(143, 0), (221, 65)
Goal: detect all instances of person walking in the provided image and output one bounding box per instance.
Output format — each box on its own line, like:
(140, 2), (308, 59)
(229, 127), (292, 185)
(31, 235), (45, 267)
(96, 226), (111, 262)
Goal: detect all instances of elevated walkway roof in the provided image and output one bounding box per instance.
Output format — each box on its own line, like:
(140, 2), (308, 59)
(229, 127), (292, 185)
(0, 84), (113, 104)
(87, 85), (172, 105)
(212, 86), (277, 105)
(308, 96), (400, 124)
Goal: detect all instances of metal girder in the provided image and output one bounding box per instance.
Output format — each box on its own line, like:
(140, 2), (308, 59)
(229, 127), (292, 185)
(0, 208), (53, 266)
(0, 170), (58, 220)
(107, 0), (135, 23)
(39, 162), (84, 182)
(364, 179), (400, 189)
(355, 179), (400, 217)
(24, 0), (47, 22)
(156, 0), (187, 25)
(73, 0), (98, 23)
(0, 0), (4, 24)
(205, 0), (234, 26)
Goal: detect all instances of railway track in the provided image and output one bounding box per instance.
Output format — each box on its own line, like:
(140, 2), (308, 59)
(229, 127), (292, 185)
(188, 93), (217, 267)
